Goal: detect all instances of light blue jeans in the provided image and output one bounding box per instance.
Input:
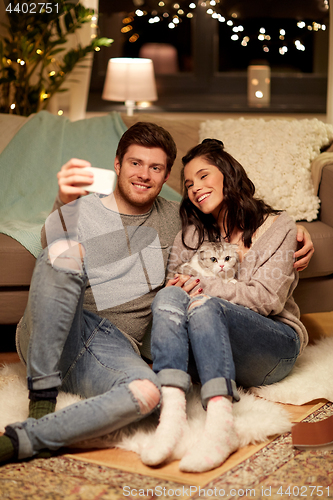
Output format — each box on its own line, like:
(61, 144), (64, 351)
(10, 248), (160, 460)
(151, 287), (300, 407)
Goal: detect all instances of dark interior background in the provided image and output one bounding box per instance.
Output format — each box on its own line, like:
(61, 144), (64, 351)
(88, 0), (330, 113)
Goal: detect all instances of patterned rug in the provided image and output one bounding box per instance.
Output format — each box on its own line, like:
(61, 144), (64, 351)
(1, 403), (333, 500)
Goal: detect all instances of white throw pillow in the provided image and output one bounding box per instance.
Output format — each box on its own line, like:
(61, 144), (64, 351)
(199, 118), (333, 221)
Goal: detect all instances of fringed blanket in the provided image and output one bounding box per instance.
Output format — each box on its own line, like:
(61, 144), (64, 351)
(0, 111), (127, 257)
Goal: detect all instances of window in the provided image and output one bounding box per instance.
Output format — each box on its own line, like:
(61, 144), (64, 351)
(121, 12), (193, 73)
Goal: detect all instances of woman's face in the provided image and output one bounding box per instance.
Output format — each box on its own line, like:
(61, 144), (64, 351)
(184, 156), (224, 220)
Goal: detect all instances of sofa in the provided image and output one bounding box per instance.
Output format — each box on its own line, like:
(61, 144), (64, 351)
(1, 112), (333, 326)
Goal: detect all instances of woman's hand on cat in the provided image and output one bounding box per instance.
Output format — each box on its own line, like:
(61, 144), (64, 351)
(294, 225), (314, 271)
(166, 274), (202, 296)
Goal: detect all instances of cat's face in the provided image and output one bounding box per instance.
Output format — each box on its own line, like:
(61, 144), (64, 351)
(183, 157), (224, 220)
(198, 242), (239, 277)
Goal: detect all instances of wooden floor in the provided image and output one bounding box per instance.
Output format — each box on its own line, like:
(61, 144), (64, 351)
(1, 311), (332, 488)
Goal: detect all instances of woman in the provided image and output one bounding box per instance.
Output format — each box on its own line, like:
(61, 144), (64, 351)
(140, 139), (308, 473)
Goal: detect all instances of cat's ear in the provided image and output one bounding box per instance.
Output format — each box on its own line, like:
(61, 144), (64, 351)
(200, 242), (209, 250)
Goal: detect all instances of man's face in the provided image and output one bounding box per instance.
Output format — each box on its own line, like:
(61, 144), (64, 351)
(113, 145), (170, 214)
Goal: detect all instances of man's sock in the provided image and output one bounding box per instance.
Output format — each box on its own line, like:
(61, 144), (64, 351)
(28, 388), (58, 419)
(28, 400), (56, 420)
(0, 431), (52, 463)
(35, 449), (53, 459)
(0, 435), (16, 464)
(179, 396), (239, 473)
(141, 386), (188, 466)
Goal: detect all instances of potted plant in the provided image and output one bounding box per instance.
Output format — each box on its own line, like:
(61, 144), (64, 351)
(0, 0), (113, 116)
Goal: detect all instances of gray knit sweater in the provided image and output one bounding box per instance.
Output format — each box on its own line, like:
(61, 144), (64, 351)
(41, 193), (181, 355)
(167, 212), (308, 354)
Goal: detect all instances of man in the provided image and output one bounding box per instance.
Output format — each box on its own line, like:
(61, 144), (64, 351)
(0, 122), (313, 464)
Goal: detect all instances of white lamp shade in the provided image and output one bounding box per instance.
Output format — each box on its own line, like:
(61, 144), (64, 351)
(247, 65), (271, 107)
(102, 58), (158, 102)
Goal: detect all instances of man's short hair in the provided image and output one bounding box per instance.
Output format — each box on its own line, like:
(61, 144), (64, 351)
(116, 122), (177, 175)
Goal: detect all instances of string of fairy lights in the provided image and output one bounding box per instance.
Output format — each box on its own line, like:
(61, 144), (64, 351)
(121, 0), (329, 55)
(5, 0), (329, 113)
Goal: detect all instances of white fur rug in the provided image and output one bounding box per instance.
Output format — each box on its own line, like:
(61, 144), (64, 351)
(1, 337), (332, 460)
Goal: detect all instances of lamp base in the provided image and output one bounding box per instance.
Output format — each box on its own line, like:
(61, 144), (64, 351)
(125, 100), (136, 116)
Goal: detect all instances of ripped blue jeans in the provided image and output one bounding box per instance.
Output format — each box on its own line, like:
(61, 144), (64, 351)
(151, 287), (300, 407)
(10, 247), (160, 459)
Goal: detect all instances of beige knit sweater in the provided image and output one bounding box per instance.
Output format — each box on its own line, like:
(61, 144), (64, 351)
(167, 212), (308, 354)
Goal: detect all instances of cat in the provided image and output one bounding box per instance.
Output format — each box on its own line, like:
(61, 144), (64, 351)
(177, 241), (239, 283)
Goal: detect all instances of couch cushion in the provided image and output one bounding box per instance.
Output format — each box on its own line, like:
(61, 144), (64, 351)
(0, 113), (30, 155)
(294, 276), (333, 315)
(319, 163), (333, 228)
(298, 221), (333, 279)
(0, 234), (36, 286)
(199, 118), (333, 222)
(0, 290), (29, 324)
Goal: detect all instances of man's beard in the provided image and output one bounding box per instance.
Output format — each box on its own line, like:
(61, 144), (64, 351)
(116, 175), (156, 207)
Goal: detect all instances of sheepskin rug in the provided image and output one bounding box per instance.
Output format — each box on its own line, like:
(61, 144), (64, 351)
(0, 337), (332, 458)
(250, 336), (333, 404)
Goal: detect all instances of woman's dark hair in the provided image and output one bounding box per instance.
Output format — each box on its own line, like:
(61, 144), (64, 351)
(116, 121), (177, 175)
(180, 138), (280, 250)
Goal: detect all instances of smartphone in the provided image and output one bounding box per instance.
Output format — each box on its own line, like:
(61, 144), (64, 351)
(83, 167), (117, 195)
